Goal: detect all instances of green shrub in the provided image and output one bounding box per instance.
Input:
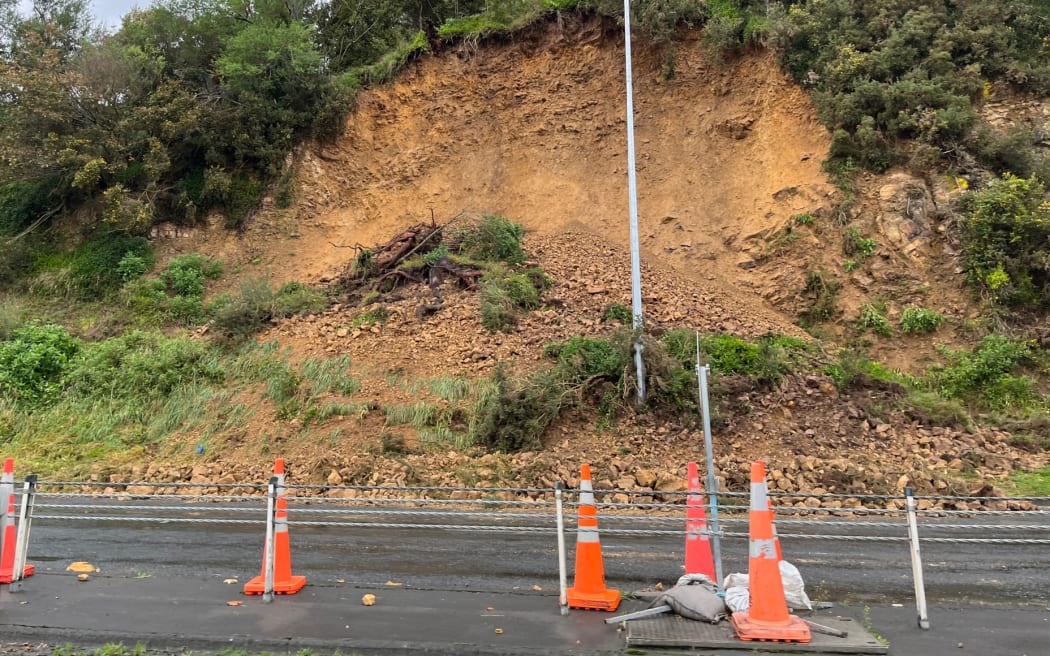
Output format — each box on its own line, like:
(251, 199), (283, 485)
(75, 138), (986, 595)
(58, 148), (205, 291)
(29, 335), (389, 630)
(858, 303), (891, 336)
(480, 281), (516, 333)
(345, 30), (430, 86)
(967, 123), (1050, 180)
(209, 278), (322, 340)
(223, 176), (264, 229)
(899, 307), (944, 334)
(469, 366), (569, 453)
(602, 303), (634, 324)
(458, 215), (525, 264)
(422, 244), (449, 265)
(503, 273), (541, 310)
(124, 254), (222, 325)
(659, 328), (699, 366)
(0, 324), (79, 406)
(793, 212), (815, 225)
(348, 249), (375, 281)
(660, 330), (806, 386)
(66, 235), (153, 299)
(116, 251), (151, 282)
(825, 349), (909, 391)
(66, 331), (223, 401)
(478, 266), (543, 333)
(0, 179), (56, 237)
(926, 335), (1034, 408)
(273, 282), (327, 316)
(263, 361), (302, 407)
(959, 174), (1050, 307)
(905, 391), (972, 428)
(844, 226), (877, 258)
(545, 336), (627, 382)
(778, 0), (1050, 172)
(799, 270), (840, 325)
(209, 278), (275, 340)
(697, 334), (760, 374)
(162, 254), (222, 298)
(352, 307), (389, 328)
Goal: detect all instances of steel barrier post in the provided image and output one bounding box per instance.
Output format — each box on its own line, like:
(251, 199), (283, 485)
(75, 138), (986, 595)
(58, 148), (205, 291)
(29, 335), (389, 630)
(555, 482), (569, 615)
(9, 475), (37, 592)
(904, 487), (930, 629)
(263, 476), (277, 603)
(697, 363), (724, 589)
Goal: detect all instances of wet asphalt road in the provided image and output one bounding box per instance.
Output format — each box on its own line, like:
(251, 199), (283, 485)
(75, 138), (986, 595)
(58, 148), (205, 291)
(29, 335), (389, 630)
(23, 497), (1050, 607)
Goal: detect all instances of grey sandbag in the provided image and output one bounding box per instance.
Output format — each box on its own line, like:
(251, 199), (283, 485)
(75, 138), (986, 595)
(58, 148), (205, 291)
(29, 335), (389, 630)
(648, 573), (727, 623)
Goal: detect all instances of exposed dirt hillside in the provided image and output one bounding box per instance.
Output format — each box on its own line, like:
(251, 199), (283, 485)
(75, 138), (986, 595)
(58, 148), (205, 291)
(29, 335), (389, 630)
(144, 17), (1046, 507)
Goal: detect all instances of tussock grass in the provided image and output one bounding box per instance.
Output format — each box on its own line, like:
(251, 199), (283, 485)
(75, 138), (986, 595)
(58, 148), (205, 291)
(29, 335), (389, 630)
(302, 356), (360, 396)
(427, 376), (474, 403)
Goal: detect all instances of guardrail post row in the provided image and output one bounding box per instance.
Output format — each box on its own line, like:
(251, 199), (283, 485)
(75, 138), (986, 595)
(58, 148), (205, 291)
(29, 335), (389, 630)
(9, 474), (37, 592)
(263, 476), (278, 603)
(904, 487), (930, 630)
(555, 481), (568, 616)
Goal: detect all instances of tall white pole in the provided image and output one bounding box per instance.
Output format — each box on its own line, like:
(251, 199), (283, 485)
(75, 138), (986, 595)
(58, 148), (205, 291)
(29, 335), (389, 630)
(623, 0), (646, 404)
(555, 482), (569, 616)
(905, 487), (930, 629)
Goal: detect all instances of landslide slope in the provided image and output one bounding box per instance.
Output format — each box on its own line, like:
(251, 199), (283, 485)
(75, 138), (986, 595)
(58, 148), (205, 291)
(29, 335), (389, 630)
(147, 17), (1045, 505)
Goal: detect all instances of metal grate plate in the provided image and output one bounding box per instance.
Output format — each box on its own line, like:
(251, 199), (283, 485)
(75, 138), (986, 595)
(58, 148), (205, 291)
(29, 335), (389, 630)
(626, 615), (889, 654)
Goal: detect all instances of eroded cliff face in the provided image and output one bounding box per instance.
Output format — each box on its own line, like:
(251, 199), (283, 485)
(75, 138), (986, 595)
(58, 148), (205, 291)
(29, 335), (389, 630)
(276, 17), (829, 312)
(137, 18), (1049, 498)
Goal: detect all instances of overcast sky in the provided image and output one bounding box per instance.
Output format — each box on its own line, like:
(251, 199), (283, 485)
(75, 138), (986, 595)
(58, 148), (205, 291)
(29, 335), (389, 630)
(16, 0), (147, 29)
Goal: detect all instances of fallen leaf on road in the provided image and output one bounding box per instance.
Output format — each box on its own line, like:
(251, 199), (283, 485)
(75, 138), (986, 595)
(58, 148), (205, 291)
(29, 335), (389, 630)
(76, 574), (89, 582)
(226, 600), (243, 607)
(495, 628), (504, 634)
(67, 562), (98, 573)
(361, 594), (376, 606)
(336, 578), (345, 584)
(385, 580), (402, 587)
(654, 582), (664, 591)
(531, 585), (542, 591)
(223, 578), (238, 585)
(486, 607), (494, 611)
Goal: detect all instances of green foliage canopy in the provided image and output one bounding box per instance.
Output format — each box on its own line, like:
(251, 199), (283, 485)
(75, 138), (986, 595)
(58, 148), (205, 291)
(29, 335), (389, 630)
(776, 0), (1050, 170)
(960, 174), (1050, 307)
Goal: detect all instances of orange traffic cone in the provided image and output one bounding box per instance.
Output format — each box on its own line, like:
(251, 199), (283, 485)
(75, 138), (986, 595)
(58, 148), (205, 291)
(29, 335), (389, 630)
(769, 498), (783, 562)
(244, 459), (306, 595)
(0, 458), (34, 583)
(566, 464), (620, 611)
(730, 461), (810, 643)
(684, 461), (715, 579)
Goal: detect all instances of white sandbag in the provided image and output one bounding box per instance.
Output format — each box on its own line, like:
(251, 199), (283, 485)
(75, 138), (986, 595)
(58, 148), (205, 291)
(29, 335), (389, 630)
(720, 560), (813, 612)
(723, 572), (748, 590)
(779, 560), (813, 610)
(724, 585), (750, 613)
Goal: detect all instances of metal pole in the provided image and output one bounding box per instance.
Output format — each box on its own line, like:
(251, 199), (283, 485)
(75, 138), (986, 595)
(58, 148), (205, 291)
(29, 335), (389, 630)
(904, 487), (930, 629)
(263, 476), (277, 603)
(623, 0), (646, 404)
(9, 475), (37, 592)
(605, 605), (673, 624)
(555, 482), (569, 616)
(697, 360), (723, 588)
